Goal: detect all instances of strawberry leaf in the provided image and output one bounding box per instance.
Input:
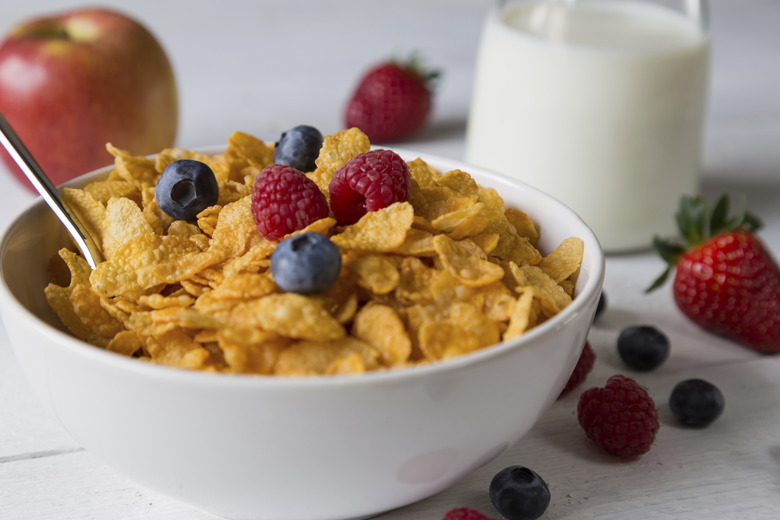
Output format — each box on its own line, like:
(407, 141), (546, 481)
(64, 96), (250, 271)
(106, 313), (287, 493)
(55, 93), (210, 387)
(653, 236), (686, 264)
(724, 194), (763, 233)
(709, 193), (730, 235)
(743, 211), (763, 231)
(646, 236), (685, 293)
(402, 52), (441, 89)
(648, 192), (764, 292)
(646, 267), (671, 293)
(675, 195), (706, 246)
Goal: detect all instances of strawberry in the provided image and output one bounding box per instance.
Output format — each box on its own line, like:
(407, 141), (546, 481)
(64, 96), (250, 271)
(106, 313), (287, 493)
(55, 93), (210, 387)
(344, 55), (438, 143)
(648, 194), (780, 353)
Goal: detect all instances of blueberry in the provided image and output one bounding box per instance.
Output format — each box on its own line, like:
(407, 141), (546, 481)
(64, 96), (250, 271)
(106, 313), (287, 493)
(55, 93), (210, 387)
(155, 159), (219, 221)
(617, 325), (670, 371)
(489, 465), (550, 520)
(669, 378), (725, 427)
(270, 232), (341, 294)
(273, 125), (324, 172)
(594, 290), (607, 321)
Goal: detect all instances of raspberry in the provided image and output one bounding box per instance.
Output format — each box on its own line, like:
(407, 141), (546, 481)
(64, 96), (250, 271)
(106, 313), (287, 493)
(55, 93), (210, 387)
(441, 508), (496, 520)
(251, 164), (330, 241)
(577, 374), (659, 457)
(558, 341), (596, 398)
(328, 149), (410, 225)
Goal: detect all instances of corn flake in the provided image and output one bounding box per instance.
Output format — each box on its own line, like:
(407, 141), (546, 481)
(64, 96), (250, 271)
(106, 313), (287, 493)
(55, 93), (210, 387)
(346, 254), (400, 295)
(352, 302), (411, 366)
(433, 235), (505, 288)
(230, 293), (345, 341)
(331, 202), (413, 251)
(308, 128), (370, 196)
(44, 130), (584, 376)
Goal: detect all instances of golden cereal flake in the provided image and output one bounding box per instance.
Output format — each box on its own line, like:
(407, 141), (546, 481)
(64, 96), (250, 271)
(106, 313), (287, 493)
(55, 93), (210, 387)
(331, 202), (414, 252)
(43, 130), (584, 376)
(432, 235), (505, 288)
(352, 302), (411, 366)
(308, 128), (371, 196)
(227, 130), (274, 168)
(229, 293), (345, 341)
(274, 337), (380, 376)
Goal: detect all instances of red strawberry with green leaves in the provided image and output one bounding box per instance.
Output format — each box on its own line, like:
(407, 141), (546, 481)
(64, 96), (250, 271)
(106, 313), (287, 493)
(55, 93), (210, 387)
(344, 55), (438, 143)
(648, 194), (780, 353)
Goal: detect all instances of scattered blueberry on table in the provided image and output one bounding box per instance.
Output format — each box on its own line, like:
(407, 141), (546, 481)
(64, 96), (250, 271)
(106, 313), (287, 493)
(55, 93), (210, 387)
(489, 465), (550, 520)
(617, 325), (670, 371)
(669, 378), (725, 427)
(594, 290), (607, 321)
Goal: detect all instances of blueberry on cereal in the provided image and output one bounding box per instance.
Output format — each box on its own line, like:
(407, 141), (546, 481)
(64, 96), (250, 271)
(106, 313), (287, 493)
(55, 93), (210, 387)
(271, 232), (341, 294)
(155, 159), (219, 221)
(273, 125), (323, 173)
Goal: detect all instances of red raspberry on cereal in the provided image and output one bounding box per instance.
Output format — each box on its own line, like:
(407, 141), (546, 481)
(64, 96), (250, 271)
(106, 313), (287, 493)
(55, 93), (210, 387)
(328, 148), (411, 226)
(251, 164), (330, 241)
(577, 374), (659, 458)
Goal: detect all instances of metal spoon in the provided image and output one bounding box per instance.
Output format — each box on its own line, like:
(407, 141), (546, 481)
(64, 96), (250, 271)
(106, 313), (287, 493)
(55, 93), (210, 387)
(0, 112), (104, 269)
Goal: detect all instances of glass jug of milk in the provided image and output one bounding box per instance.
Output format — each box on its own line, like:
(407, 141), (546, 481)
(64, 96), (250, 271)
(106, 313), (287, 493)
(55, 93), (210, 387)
(465, 0), (709, 253)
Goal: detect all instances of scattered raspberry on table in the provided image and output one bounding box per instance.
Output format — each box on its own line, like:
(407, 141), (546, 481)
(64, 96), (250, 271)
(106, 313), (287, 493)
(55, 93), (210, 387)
(558, 341), (596, 398)
(577, 374), (659, 457)
(441, 507), (496, 520)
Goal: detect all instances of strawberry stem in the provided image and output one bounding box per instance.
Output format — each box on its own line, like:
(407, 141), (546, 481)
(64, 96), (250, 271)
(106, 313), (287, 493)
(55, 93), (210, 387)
(647, 193), (763, 293)
(401, 52), (441, 88)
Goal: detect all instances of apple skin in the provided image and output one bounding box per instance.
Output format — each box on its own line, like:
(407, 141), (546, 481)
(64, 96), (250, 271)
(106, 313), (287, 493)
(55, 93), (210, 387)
(0, 7), (178, 188)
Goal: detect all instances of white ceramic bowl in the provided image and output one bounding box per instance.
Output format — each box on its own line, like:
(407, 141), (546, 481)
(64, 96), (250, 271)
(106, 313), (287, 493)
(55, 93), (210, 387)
(0, 149), (604, 520)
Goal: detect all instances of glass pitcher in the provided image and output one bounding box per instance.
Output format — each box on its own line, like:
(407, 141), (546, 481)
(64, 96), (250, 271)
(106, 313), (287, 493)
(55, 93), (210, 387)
(465, 0), (710, 253)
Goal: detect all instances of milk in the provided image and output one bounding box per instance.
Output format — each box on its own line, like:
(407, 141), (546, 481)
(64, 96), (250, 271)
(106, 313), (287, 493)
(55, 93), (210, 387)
(465, 0), (710, 253)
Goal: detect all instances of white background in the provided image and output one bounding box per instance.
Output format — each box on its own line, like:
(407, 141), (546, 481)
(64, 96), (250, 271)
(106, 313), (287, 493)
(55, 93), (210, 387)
(1, 1), (779, 519)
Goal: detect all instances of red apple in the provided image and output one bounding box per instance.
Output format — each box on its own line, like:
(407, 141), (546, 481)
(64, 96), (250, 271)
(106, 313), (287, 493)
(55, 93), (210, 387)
(0, 7), (178, 189)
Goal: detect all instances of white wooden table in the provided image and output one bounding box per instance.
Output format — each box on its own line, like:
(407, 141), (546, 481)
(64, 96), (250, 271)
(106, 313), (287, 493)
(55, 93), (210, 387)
(1, 1), (779, 518)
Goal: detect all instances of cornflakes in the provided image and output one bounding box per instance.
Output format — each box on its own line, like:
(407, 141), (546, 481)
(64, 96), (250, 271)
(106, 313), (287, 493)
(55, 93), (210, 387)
(44, 128), (584, 376)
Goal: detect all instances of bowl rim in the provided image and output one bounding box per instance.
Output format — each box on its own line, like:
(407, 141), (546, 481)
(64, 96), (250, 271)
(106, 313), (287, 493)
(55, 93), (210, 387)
(0, 145), (605, 389)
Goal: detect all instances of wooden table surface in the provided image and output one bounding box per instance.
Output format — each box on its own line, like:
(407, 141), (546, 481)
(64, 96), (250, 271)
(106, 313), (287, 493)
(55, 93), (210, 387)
(1, 1), (779, 519)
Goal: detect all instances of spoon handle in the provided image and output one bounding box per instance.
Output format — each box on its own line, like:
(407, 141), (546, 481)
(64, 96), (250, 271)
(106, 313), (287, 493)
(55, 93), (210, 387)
(0, 112), (103, 269)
